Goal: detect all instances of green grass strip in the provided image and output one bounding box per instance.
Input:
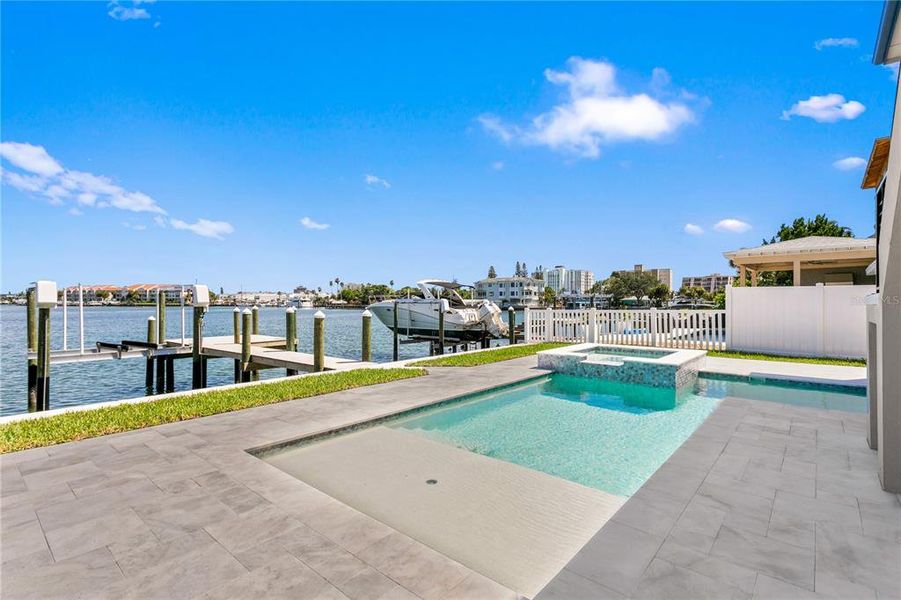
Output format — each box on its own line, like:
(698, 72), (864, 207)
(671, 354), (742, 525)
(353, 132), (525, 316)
(0, 368), (425, 454)
(707, 350), (865, 368)
(409, 342), (570, 367)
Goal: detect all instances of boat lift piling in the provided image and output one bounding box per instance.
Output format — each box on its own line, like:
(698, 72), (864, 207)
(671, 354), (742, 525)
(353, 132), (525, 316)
(361, 310), (372, 362)
(26, 288), (37, 412)
(232, 307), (241, 382)
(145, 316), (156, 391)
(285, 307), (298, 376)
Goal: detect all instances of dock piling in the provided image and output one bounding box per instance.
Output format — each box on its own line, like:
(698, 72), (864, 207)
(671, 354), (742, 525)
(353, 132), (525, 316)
(313, 310), (325, 372)
(26, 288), (37, 411)
(361, 309), (372, 362)
(155, 291), (166, 393)
(438, 302), (445, 355)
(165, 357), (174, 393)
(508, 307), (516, 345)
(192, 306), (206, 389)
(232, 307), (241, 382)
(252, 306), (259, 335)
(285, 307), (298, 376)
(241, 308), (252, 382)
(145, 316), (156, 392)
(392, 301), (399, 361)
(36, 306), (51, 411)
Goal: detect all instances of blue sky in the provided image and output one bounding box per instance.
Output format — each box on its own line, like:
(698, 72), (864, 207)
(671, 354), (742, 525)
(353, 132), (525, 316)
(1, 1), (895, 293)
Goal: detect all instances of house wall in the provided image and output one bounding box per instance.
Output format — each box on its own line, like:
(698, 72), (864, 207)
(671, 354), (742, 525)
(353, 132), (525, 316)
(726, 284), (873, 359)
(799, 266), (875, 286)
(875, 72), (901, 491)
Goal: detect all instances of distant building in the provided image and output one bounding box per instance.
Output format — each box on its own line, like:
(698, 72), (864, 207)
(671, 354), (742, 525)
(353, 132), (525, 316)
(680, 273), (735, 293)
(233, 291), (288, 305)
(543, 265), (595, 294)
(615, 264), (673, 290)
(474, 276), (542, 308)
(63, 284), (184, 303)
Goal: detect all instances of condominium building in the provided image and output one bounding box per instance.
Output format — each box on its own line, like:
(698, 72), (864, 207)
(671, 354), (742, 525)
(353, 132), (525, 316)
(615, 264), (673, 290)
(473, 276), (542, 308)
(680, 273), (735, 293)
(543, 265), (595, 294)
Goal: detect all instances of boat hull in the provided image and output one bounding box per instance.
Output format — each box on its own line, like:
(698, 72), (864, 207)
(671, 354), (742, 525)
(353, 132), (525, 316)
(368, 299), (506, 341)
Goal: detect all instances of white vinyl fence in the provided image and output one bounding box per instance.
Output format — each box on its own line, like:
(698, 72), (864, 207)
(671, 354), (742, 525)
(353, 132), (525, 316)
(525, 308), (727, 350)
(524, 284), (872, 358)
(726, 284), (872, 359)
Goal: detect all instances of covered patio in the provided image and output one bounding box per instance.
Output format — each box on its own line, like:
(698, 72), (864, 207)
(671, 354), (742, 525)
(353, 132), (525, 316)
(723, 236), (876, 287)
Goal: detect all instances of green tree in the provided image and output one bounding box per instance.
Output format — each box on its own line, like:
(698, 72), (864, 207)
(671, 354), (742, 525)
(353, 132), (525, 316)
(588, 281), (606, 308)
(604, 271), (659, 306)
(755, 214), (854, 286)
(541, 286), (557, 308)
(713, 291), (726, 309)
(648, 283), (672, 308)
(488, 266), (497, 279)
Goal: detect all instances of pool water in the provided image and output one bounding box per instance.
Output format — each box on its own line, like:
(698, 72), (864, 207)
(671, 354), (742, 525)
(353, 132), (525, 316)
(583, 346), (675, 359)
(695, 375), (867, 413)
(393, 374), (719, 497)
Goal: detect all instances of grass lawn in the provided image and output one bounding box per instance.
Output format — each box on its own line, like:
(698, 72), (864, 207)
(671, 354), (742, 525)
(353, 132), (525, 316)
(707, 350), (865, 368)
(409, 342), (569, 367)
(0, 368), (425, 453)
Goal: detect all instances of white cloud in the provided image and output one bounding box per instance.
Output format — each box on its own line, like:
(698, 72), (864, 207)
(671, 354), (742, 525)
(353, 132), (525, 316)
(477, 115), (516, 144)
(833, 156), (867, 171)
(170, 218), (234, 240)
(781, 94), (865, 123)
(299, 216), (330, 230)
(491, 161), (505, 171)
(122, 221), (147, 231)
(884, 63), (900, 81)
(684, 223), (704, 235)
(107, 1), (151, 21)
(479, 57), (700, 159)
(714, 218), (751, 233)
(364, 174), (391, 188)
(814, 37), (859, 50)
(1, 141), (233, 240)
(0, 142), (64, 176)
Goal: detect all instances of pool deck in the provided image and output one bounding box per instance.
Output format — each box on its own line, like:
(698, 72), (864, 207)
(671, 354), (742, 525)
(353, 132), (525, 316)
(2, 355), (898, 599)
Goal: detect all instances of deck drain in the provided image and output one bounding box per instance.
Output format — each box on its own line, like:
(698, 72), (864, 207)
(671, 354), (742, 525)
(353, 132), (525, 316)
(426, 479), (438, 485)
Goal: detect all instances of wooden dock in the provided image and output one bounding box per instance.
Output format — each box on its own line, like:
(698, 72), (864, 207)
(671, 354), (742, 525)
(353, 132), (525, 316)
(31, 334), (370, 373)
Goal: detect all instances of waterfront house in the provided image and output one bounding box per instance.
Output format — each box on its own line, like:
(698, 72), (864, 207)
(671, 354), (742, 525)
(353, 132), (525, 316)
(474, 276), (542, 308)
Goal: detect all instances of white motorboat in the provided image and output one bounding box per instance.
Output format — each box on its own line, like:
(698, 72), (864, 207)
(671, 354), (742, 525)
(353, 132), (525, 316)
(368, 280), (508, 342)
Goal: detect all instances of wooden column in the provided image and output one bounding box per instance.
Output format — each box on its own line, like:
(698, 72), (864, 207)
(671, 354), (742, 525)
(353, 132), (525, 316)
(793, 260), (802, 286)
(313, 310), (325, 372)
(285, 307), (298, 376)
(361, 309), (372, 362)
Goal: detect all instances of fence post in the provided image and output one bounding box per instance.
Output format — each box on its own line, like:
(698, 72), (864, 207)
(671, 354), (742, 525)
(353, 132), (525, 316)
(588, 307), (597, 343)
(361, 309), (372, 362)
(650, 308), (658, 347)
(313, 310), (325, 372)
(508, 307), (516, 345)
(523, 307), (532, 343)
(724, 285), (733, 350)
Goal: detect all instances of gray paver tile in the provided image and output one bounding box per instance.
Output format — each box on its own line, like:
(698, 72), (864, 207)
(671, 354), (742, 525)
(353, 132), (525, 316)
(202, 553), (332, 599)
(537, 568), (626, 600)
(0, 546), (123, 600)
(204, 502), (304, 555)
(711, 526), (815, 590)
(815, 522), (901, 599)
(656, 537), (758, 594)
(564, 520), (664, 596)
(44, 506), (155, 561)
(632, 558), (747, 600)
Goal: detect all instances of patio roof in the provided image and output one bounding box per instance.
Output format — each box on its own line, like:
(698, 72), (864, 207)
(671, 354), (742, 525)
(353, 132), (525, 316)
(724, 236), (876, 261)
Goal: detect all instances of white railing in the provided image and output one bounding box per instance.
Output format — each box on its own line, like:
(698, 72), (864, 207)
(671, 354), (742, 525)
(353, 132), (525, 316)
(524, 307), (727, 350)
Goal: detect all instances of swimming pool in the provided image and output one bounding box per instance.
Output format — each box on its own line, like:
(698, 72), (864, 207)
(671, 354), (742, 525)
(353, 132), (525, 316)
(695, 374), (867, 413)
(394, 374), (718, 497)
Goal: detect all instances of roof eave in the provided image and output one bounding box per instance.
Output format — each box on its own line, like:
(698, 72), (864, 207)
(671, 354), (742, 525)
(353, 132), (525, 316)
(874, 0), (901, 65)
